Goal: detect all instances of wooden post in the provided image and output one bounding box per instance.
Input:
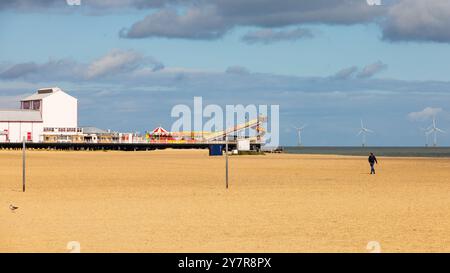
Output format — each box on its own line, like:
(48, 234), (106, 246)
(22, 136), (26, 192)
(225, 137), (228, 189)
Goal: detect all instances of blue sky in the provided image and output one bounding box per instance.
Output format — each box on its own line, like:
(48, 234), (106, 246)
(1, 0), (450, 146)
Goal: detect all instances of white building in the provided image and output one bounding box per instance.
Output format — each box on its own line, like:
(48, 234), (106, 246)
(0, 87), (79, 143)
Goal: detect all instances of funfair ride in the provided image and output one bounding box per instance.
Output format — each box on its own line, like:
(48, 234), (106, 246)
(146, 115), (267, 145)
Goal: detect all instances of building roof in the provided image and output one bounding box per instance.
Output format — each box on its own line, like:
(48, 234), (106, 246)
(21, 87), (62, 101)
(81, 127), (109, 134)
(0, 110), (42, 122)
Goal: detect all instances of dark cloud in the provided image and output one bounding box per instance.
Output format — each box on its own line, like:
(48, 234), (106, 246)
(331, 62), (387, 80)
(382, 0), (450, 43)
(0, 0), (179, 11)
(331, 66), (358, 80)
(87, 0), (179, 9)
(357, 61), (388, 78)
(225, 66), (250, 75)
(0, 49), (163, 81)
(120, 7), (228, 39)
(216, 0), (383, 25)
(151, 62), (165, 72)
(0, 62), (39, 79)
(119, 1), (450, 43)
(5, 1), (450, 44)
(241, 28), (313, 44)
(0, 0), (63, 11)
(0, 59), (86, 81)
(119, 0), (384, 40)
(1, 51), (448, 98)
(85, 49), (164, 78)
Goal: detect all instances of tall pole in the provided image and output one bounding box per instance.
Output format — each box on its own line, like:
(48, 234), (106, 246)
(434, 131), (437, 147)
(22, 136), (26, 192)
(225, 136), (228, 189)
(297, 129), (302, 147)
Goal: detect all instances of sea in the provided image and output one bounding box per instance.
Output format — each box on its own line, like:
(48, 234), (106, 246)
(282, 146), (450, 158)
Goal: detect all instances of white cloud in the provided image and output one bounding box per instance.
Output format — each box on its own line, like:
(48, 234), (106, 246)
(408, 107), (443, 121)
(86, 49), (145, 79)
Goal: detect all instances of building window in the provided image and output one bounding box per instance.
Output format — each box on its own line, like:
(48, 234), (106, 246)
(32, 100), (41, 110)
(22, 101), (31, 109)
(44, 127), (80, 134)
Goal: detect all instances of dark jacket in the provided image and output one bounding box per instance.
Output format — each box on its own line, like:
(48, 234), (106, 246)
(368, 155), (378, 164)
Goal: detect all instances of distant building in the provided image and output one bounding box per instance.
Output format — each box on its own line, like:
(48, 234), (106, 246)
(81, 126), (120, 143)
(0, 87), (79, 143)
(80, 127), (139, 144)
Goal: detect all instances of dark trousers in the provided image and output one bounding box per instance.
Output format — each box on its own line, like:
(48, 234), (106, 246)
(370, 163), (375, 174)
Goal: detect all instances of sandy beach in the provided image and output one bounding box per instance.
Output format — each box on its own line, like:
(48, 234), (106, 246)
(1, 149), (450, 253)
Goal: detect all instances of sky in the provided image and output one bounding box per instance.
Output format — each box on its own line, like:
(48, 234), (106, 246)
(1, 0), (450, 146)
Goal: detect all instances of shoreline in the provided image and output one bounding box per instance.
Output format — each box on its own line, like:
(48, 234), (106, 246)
(283, 146), (450, 158)
(2, 147), (450, 159)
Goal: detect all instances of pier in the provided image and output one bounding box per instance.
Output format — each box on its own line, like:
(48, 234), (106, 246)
(0, 142), (263, 151)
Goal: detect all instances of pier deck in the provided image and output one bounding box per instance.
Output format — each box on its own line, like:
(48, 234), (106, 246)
(0, 142), (262, 151)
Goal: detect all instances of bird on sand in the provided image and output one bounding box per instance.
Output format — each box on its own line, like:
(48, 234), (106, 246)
(9, 204), (19, 212)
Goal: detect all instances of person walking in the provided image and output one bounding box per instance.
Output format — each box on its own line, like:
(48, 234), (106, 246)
(368, 152), (378, 174)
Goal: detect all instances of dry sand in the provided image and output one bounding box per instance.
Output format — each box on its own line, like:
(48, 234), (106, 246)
(1, 149), (450, 253)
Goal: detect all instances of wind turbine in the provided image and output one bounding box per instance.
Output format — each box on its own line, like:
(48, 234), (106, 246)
(357, 119), (373, 147)
(293, 124), (307, 146)
(427, 117), (445, 147)
(420, 127), (432, 147)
